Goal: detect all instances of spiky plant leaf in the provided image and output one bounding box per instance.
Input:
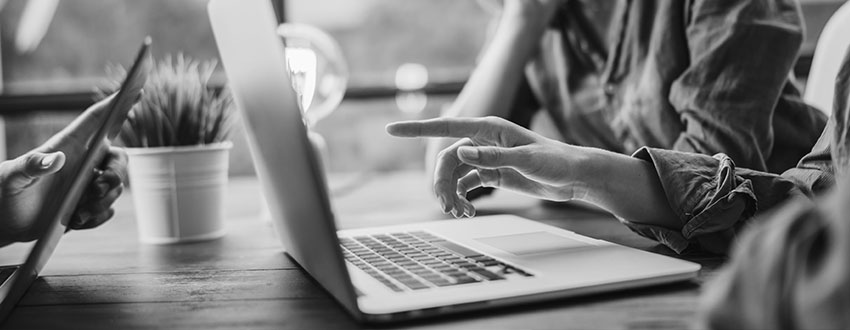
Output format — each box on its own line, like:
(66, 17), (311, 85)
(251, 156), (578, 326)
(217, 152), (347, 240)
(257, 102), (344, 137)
(96, 54), (235, 148)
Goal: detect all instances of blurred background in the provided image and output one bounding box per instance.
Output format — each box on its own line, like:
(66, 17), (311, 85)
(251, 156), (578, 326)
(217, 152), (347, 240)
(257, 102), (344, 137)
(0, 0), (846, 176)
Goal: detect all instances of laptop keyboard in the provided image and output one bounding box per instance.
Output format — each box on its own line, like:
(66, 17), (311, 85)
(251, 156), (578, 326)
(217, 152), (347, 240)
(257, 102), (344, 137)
(340, 231), (532, 292)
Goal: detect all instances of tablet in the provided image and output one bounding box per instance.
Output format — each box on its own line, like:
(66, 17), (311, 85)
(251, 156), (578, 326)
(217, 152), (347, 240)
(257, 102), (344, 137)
(0, 37), (152, 322)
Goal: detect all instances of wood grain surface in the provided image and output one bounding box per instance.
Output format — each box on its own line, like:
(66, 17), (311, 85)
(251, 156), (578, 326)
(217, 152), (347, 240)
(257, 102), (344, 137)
(1, 172), (723, 329)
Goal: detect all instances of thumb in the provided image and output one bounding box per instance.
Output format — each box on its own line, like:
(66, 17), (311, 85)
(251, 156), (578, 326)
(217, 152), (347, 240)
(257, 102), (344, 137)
(5, 152), (66, 188)
(457, 146), (525, 170)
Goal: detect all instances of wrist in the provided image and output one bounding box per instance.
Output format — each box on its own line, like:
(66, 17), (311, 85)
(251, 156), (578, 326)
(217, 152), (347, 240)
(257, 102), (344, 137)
(532, 143), (594, 202)
(566, 146), (630, 202)
(562, 146), (598, 199)
(498, 14), (548, 39)
(499, 1), (559, 33)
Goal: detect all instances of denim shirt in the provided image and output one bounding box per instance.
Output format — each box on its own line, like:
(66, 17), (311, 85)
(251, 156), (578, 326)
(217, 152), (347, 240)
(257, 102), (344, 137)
(626, 47), (850, 255)
(511, 0), (826, 174)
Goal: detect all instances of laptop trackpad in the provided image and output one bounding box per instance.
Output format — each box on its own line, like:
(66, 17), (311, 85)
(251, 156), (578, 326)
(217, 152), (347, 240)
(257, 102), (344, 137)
(475, 232), (591, 256)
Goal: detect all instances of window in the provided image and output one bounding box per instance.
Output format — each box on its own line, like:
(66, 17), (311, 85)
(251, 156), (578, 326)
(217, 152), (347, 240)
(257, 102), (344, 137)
(0, 0), (235, 166)
(0, 0), (493, 174)
(287, 0), (489, 90)
(286, 0), (491, 173)
(2, 0), (846, 174)
(0, 0), (219, 94)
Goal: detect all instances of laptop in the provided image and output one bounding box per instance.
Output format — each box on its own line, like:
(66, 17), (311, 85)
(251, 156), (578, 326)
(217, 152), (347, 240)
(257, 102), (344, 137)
(0, 38), (151, 322)
(208, 0), (700, 323)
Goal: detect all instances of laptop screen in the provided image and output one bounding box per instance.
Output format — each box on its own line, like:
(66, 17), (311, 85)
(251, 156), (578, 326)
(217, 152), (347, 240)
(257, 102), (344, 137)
(208, 0), (360, 316)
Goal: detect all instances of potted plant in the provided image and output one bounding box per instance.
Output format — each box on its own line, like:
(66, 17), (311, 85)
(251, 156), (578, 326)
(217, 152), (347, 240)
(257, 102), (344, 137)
(98, 55), (236, 244)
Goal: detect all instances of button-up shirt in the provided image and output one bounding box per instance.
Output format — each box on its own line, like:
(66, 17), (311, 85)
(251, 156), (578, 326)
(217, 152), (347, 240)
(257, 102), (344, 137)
(624, 46), (849, 255)
(512, 0), (826, 174)
(506, 0), (833, 254)
(698, 47), (850, 330)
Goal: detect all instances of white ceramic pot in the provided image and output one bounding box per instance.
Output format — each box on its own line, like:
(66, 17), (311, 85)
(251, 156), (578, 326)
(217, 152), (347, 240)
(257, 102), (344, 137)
(126, 142), (232, 244)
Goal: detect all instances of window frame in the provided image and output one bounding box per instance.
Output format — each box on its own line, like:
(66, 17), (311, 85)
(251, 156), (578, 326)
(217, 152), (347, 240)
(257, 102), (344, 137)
(0, 0), (464, 116)
(0, 0), (828, 116)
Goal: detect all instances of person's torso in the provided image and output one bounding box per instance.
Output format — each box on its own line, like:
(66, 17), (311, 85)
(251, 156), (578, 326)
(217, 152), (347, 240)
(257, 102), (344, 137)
(526, 0), (825, 173)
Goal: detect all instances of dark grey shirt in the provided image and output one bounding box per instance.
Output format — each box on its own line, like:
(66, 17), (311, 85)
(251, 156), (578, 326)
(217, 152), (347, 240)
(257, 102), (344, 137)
(625, 46), (850, 255)
(698, 48), (850, 329)
(512, 0), (826, 173)
(507, 0), (831, 254)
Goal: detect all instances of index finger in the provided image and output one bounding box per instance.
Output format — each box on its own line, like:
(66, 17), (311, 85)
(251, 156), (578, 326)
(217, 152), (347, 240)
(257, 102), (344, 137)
(386, 117), (498, 142)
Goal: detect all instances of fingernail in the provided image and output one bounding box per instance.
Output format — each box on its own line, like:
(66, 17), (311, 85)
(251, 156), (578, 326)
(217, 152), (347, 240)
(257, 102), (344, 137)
(459, 147), (479, 161)
(41, 153), (58, 168)
(439, 196), (449, 214)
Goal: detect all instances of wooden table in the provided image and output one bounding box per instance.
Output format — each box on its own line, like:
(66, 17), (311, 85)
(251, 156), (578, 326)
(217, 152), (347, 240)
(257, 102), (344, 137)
(1, 172), (724, 329)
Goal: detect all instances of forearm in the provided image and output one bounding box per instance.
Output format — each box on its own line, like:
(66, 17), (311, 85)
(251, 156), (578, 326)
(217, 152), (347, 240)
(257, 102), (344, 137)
(570, 147), (680, 229)
(445, 16), (547, 118)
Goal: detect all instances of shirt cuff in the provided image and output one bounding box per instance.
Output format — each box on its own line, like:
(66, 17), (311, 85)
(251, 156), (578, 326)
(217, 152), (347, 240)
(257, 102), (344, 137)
(625, 147), (759, 254)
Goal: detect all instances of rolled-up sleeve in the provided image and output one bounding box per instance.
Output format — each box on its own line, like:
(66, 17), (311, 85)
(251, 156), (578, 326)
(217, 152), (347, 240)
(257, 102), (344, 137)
(628, 46), (850, 255)
(624, 147), (806, 254)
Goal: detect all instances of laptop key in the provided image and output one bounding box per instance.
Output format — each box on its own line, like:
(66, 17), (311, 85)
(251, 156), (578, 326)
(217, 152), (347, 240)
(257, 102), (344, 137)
(454, 262), (479, 269)
(411, 268), (431, 275)
(432, 279), (453, 287)
(470, 269), (504, 281)
(453, 276), (480, 284)
(498, 266), (533, 277)
(445, 271), (468, 278)
(385, 283), (404, 292)
(401, 280), (428, 290)
(434, 266), (455, 273)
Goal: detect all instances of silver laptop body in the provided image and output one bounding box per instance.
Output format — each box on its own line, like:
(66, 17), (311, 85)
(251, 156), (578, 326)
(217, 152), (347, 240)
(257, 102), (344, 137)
(208, 0), (700, 322)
